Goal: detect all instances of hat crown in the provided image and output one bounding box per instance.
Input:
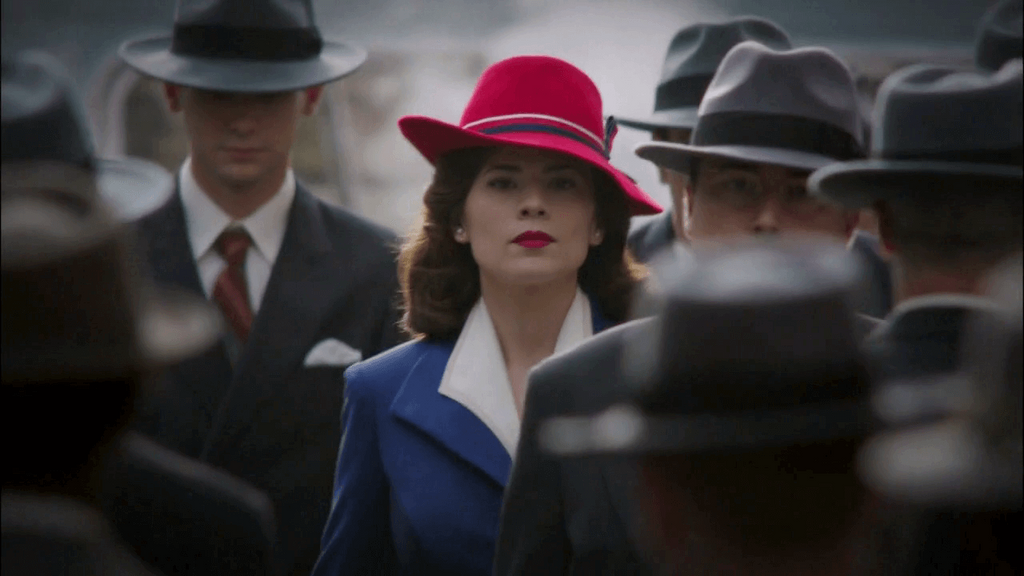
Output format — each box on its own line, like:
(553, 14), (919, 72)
(458, 56), (605, 147)
(1, 52), (95, 169)
(660, 17), (792, 83)
(976, 0), (1023, 71)
(872, 60), (1023, 164)
(642, 240), (866, 415)
(175, 0), (316, 29)
(698, 42), (862, 143)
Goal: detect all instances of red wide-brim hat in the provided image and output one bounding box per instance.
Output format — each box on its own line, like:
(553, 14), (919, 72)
(399, 55), (662, 216)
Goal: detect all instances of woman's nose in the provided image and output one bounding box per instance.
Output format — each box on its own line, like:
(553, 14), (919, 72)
(519, 184), (547, 217)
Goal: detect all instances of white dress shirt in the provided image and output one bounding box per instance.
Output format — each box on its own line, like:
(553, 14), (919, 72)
(178, 158), (296, 313)
(438, 289), (594, 457)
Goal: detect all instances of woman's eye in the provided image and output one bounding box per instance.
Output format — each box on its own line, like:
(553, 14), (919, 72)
(487, 177), (516, 190)
(725, 178), (756, 192)
(550, 177), (578, 190)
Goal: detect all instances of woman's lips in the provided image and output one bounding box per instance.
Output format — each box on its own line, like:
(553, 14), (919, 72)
(513, 230), (554, 249)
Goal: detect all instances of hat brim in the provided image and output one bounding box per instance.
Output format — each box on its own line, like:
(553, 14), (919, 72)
(398, 116), (662, 216)
(97, 157), (175, 221)
(540, 399), (877, 457)
(119, 36), (367, 92)
(858, 420), (1023, 509)
(138, 286), (223, 369)
(809, 159), (1024, 209)
(635, 141), (841, 175)
(616, 108), (700, 132)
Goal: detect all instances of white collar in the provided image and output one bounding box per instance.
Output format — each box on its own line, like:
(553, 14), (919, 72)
(439, 289), (594, 457)
(178, 157), (296, 263)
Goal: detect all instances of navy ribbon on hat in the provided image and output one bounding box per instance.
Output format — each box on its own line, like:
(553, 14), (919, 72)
(171, 24), (323, 61)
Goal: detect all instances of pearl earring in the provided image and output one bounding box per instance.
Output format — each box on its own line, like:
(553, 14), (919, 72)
(455, 227), (465, 240)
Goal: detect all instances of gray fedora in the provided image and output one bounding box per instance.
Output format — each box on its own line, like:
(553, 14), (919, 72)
(809, 60), (1023, 209)
(976, 0), (1023, 72)
(859, 256), (1023, 509)
(540, 238), (876, 457)
(634, 42), (865, 175)
(2, 51), (174, 221)
(1, 187), (222, 384)
(616, 17), (792, 132)
(119, 0), (366, 93)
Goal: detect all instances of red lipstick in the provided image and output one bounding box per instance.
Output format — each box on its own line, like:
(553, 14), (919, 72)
(513, 230), (554, 249)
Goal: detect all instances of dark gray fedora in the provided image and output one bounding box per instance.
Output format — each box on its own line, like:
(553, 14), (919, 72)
(976, 0), (1023, 72)
(634, 42), (865, 175)
(119, 0), (366, 93)
(2, 51), (174, 221)
(809, 60), (1023, 209)
(859, 256), (1023, 509)
(540, 238), (876, 457)
(2, 187), (222, 384)
(616, 17), (792, 132)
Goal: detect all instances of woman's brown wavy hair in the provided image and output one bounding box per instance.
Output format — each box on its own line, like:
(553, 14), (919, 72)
(398, 146), (646, 340)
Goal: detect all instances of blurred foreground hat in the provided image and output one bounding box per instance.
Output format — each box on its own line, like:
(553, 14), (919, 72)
(399, 55), (662, 215)
(2, 51), (174, 220)
(616, 17), (791, 132)
(120, 0), (366, 93)
(2, 175), (221, 385)
(635, 42), (865, 175)
(541, 238), (874, 456)
(809, 60), (1023, 209)
(976, 0), (1023, 72)
(859, 256), (1023, 509)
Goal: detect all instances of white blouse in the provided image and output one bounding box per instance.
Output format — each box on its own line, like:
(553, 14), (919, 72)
(438, 288), (594, 457)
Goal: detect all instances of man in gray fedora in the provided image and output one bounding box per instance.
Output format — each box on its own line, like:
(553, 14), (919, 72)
(809, 60), (1022, 386)
(117, 1), (403, 573)
(538, 240), (908, 576)
(618, 17), (791, 263)
(495, 41), (882, 576)
(2, 50), (280, 576)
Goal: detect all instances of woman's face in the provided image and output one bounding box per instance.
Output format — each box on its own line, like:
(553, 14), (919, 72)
(458, 146), (602, 288)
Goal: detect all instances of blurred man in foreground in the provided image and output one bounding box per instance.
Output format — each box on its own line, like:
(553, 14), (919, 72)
(496, 40), (880, 576)
(539, 240), (910, 575)
(619, 17), (791, 262)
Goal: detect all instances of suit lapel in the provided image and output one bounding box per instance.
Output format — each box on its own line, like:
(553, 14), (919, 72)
(200, 186), (352, 459)
(390, 341), (512, 488)
(137, 189), (205, 295)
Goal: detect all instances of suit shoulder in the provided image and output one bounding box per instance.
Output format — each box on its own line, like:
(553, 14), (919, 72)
(344, 339), (448, 398)
(313, 197), (399, 248)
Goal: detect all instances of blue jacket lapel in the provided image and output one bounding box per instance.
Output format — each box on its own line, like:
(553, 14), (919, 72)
(389, 341), (512, 488)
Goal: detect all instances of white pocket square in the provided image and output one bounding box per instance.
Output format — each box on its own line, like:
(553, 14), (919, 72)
(303, 338), (362, 367)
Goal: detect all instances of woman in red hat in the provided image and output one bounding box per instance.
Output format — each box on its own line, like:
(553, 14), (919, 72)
(312, 55), (662, 576)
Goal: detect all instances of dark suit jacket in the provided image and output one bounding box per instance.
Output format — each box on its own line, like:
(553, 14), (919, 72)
(132, 183), (402, 576)
(495, 313), (883, 576)
(849, 231), (894, 319)
(2, 491), (159, 576)
(626, 212), (675, 264)
(315, 308), (613, 576)
(101, 432), (276, 576)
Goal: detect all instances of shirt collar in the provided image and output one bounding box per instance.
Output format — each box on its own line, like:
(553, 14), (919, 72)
(178, 157), (296, 263)
(890, 293), (1002, 318)
(439, 289), (594, 457)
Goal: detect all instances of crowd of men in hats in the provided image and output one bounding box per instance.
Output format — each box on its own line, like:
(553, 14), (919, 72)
(2, 0), (1021, 574)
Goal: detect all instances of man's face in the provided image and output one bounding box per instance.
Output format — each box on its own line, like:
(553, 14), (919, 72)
(164, 85), (322, 190)
(652, 128), (692, 241)
(685, 158), (856, 243)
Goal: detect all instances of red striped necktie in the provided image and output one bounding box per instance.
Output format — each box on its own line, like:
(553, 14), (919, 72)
(213, 228), (254, 344)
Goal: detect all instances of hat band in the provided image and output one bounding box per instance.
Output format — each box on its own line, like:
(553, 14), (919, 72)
(692, 112), (864, 161)
(883, 144), (1023, 167)
(654, 74), (714, 112)
(477, 123), (610, 158)
(171, 24), (323, 62)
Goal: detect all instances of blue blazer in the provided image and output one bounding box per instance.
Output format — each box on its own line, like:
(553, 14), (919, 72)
(313, 306), (612, 576)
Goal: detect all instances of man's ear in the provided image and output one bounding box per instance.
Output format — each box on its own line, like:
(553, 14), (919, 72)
(163, 83), (183, 113)
(300, 86), (325, 116)
(874, 201), (897, 256)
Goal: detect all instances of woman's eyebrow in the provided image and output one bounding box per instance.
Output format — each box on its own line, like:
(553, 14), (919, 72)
(484, 163), (522, 173)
